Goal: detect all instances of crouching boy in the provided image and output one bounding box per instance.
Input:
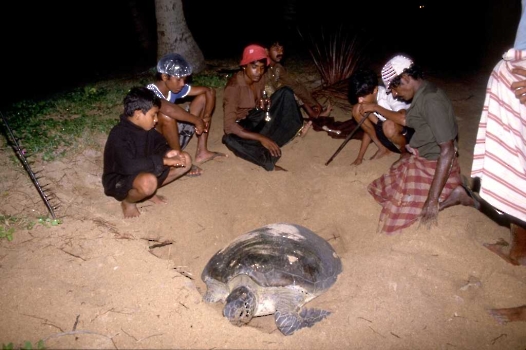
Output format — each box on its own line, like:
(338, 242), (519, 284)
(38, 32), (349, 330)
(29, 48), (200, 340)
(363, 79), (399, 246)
(102, 87), (192, 218)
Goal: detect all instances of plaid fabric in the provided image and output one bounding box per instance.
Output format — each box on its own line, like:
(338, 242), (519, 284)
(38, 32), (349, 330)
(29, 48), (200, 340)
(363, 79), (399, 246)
(368, 155), (462, 235)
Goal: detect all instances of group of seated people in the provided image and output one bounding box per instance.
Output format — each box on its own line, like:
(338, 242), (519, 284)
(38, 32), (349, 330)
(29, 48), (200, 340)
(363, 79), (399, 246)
(101, 39), (526, 323)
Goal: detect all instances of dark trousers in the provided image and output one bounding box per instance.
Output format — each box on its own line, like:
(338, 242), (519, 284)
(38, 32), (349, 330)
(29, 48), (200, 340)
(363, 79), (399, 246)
(222, 87), (303, 171)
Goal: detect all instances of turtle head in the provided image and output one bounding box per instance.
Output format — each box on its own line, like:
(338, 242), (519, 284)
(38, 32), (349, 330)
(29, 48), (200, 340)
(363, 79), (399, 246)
(223, 286), (256, 326)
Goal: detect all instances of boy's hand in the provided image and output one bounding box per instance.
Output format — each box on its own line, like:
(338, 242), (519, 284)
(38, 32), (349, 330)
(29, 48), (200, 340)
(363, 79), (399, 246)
(194, 117), (206, 135)
(359, 102), (377, 115)
(165, 149), (181, 158)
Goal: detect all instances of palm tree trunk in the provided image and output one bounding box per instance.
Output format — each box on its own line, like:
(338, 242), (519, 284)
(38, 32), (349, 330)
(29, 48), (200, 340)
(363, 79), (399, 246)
(154, 0), (205, 73)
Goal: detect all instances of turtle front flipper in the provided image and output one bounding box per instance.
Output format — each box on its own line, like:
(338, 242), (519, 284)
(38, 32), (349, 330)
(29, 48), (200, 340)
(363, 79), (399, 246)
(275, 308), (331, 335)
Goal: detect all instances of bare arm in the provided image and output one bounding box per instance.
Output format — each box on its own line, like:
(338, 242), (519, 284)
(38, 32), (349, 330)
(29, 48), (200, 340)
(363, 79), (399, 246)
(511, 67), (526, 105)
(359, 103), (406, 125)
(420, 140), (456, 228)
(159, 99), (205, 135)
(188, 86), (216, 126)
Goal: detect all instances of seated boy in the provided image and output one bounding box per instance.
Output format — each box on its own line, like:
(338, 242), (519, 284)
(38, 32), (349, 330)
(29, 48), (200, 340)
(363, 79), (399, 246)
(147, 53), (226, 177)
(102, 87), (192, 218)
(348, 68), (414, 165)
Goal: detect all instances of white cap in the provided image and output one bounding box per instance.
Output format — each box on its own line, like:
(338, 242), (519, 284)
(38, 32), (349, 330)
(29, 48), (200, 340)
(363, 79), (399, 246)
(381, 55), (413, 91)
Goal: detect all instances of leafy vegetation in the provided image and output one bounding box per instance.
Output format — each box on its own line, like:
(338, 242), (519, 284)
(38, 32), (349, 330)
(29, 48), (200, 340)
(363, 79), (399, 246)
(0, 69), (227, 162)
(2, 340), (45, 350)
(0, 215), (61, 242)
(0, 215), (35, 241)
(298, 24), (370, 86)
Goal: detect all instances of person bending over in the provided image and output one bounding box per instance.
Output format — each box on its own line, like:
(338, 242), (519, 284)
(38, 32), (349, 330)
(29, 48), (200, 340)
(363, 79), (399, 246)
(367, 55), (477, 235)
(348, 67), (413, 165)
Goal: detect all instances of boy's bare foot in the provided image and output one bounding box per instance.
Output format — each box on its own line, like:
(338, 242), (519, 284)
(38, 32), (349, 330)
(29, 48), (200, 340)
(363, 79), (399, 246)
(370, 148), (391, 160)
(186, 164), (204, 177)
(121, 201), (140, 218)
(149, 194), (167, 204)
(195, 151), (227, 165)
(488, 305), (526, 324)
(483, 222), (526, 265)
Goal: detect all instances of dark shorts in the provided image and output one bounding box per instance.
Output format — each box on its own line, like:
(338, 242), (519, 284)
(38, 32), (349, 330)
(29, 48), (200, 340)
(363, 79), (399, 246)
(374, 120), (415, 154)
(104, 168), (170, 201)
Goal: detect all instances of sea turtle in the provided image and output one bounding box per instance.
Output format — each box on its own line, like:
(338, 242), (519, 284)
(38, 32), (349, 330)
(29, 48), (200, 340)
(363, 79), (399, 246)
(201, 223), (342, 335)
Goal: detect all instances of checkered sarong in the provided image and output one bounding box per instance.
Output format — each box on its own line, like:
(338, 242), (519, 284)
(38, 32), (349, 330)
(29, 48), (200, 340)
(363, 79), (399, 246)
(368, 155), (462, 235)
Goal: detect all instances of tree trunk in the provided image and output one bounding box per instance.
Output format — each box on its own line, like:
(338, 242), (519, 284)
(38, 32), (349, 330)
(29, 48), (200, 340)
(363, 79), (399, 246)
(154, 0), (206, 73)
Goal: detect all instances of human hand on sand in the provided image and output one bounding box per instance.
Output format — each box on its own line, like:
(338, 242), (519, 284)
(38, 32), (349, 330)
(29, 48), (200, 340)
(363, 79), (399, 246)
(419, 199), (439, 229)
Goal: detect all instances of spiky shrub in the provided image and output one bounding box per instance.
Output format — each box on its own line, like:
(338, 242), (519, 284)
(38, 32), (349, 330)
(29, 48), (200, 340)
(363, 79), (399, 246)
(298, 24), (369, 86)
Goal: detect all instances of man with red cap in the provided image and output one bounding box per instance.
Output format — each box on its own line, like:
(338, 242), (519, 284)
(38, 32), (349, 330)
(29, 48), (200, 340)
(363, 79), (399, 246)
(222, 44), (306, 171)
(367, 55), (477, 235)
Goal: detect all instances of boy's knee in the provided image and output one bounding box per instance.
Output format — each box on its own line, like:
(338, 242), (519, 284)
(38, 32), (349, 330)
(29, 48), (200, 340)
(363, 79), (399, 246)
(159, 115), (176, 127)
(382, 120), (397, 138)
(135, 173), (158, 196)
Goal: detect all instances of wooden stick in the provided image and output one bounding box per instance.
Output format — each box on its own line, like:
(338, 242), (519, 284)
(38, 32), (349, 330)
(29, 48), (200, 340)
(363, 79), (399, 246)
(325, 112), (370, 166)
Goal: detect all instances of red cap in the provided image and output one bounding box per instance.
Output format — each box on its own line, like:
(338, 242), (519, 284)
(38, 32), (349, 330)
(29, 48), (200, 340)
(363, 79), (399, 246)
(239, 44), (270, 66)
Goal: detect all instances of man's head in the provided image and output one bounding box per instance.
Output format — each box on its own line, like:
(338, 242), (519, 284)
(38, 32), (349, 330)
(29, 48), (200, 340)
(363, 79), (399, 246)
(268, 41), (284, 64)
(381, 55), (423, 101)
(123, 87), (161, 131)
(240, 44), (269, 83)
(348, 68), (379, 105)
(156, 53), (192, 93)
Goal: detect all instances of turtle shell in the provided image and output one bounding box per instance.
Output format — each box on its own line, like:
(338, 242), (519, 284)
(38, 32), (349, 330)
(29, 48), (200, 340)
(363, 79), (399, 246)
(201, 223), (342, 295)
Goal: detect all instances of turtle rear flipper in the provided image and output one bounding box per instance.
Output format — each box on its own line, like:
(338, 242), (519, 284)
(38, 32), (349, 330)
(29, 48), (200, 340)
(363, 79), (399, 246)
(275, 308), (331, 336)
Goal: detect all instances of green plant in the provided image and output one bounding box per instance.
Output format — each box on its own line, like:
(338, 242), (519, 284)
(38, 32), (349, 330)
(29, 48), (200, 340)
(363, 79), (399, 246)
(0, 215), (35, 241)
(0, 215), (58, 242)
(2, 340), (45, 350)
(37, 216), (62, 227)
(298, 24), (370, 86)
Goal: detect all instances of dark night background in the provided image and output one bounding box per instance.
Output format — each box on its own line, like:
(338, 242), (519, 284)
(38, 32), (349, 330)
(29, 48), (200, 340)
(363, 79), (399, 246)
(0, 0), (521, 108)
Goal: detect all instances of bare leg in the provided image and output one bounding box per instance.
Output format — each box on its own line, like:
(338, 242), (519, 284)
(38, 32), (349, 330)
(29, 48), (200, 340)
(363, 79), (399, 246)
(120, 173), (159, 218)
(188, 95), (227, 165)
(352, 109), (390, 160)
(439, 185), (478, 211)
(383, 121), (408, 157)
(484, 223), (526, 266)
(156, 114), (181, 151)
(121, 201), (140, 218)
(488, 305), (526, 324)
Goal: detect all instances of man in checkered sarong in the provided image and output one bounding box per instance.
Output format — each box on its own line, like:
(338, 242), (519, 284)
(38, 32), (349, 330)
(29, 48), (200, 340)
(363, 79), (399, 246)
(367, 55), (478, 235)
